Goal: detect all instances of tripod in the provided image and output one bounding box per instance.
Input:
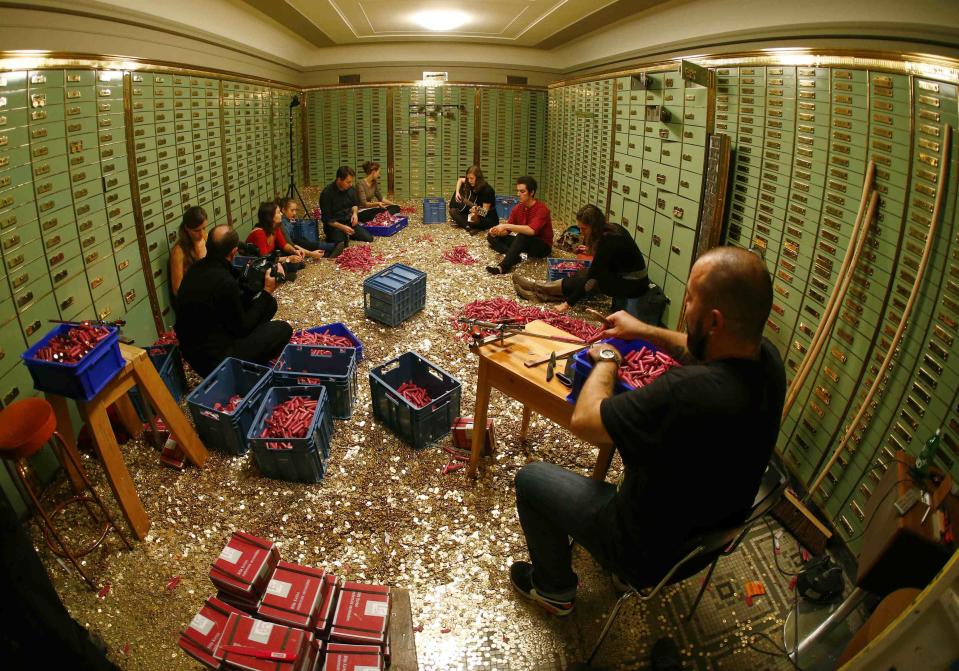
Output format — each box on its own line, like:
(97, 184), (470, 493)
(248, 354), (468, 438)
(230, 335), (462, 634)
(284, 95), (317, 225)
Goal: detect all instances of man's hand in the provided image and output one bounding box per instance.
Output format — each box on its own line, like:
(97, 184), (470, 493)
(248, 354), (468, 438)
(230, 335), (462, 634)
(263, 267), (279, 293)
(350, 212), (358, 226)
(336, 222), (353, 235)
(553, 302), (570, 314)
(603, 310), (649, 341)
(489, 225), (508, 237)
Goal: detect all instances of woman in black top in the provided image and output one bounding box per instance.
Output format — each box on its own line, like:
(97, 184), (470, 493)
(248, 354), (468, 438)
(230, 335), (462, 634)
(513, 204), (649, 312)
(449, 165), (498, 231)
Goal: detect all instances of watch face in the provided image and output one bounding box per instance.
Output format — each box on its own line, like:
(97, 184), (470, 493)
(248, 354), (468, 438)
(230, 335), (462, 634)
(600, 349), (617, 360)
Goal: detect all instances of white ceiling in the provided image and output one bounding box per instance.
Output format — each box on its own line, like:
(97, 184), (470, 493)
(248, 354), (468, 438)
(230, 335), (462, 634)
(246, 0), (663, 47)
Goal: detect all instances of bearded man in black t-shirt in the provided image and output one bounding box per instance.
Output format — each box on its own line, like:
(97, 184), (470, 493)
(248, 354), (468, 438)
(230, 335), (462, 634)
(510, 246), (786, 616)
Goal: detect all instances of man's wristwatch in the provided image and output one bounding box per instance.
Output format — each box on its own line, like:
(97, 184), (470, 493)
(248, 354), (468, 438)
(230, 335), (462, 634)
(597, 348), (621, 366)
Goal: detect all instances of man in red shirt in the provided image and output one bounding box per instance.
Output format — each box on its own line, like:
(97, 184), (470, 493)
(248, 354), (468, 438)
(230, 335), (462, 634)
(486, 176), (553, 274)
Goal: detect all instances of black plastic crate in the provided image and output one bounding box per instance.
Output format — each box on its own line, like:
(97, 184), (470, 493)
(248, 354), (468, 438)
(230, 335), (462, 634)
(129, 343), (188, 420)
(362, 263), (426, 327)
(186, 358), (272, 455)
(272, 345), (357, 420)
(247, 385), (333, 483)
(369, 352), (462, 449)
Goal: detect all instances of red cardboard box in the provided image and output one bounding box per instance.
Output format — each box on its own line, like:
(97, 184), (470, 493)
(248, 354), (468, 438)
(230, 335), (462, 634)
(315, 573), (340, 637)
(220, 611), (316, 671)
(216, 589), (261, 614)
(178, 596), (240, 669)
(447, 417), (496, 459)
(322, 642), (384, 671)
(210, 532), (280, 603)
(329, 581), (391, 647)
(257, 561), (326, 630)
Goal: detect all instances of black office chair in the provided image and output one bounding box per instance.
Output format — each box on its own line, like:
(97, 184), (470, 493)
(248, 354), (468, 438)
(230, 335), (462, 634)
(586, 461), (789, 666)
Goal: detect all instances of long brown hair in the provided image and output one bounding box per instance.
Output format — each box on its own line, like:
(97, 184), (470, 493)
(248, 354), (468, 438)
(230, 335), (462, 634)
(576, 203), (611, 253)
(176, 206), (207, 268)
(465, 165), (487, 192)
(257, 201), (280, 235)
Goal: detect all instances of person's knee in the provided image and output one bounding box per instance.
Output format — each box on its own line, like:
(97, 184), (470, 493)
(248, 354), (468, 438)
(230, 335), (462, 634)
(486, 233), (497, 246)
(515, 461), (550, 500)
(276, 321), (293, 341)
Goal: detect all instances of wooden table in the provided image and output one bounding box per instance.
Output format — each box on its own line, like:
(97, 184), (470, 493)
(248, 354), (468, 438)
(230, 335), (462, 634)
(468, 320), (614, 478)
(47, 343), (208, 540)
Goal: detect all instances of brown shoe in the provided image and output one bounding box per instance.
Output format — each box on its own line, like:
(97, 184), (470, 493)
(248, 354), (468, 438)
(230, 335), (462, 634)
(513, 275), (541, 302)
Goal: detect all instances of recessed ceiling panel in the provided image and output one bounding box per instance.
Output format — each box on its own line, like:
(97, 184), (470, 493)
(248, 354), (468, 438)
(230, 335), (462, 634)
(275, 0), (647, 46)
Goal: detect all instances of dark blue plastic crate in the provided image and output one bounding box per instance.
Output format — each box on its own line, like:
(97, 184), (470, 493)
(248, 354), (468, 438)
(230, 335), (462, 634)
(248, 385), (333, 483)
(422, 197), (447, 224)
(363, 263), (427, 327)
(129, 343), (188, 420)
(21, 324), (123, 401)
(369, 352), (462, 449)
(547, 257), (592, 282)
(288, 218), (320, 246)
(186, 358), (272, 455)
(566, 338), (666, 404)
(232, 255), (258, 270)
(495, 196), (519, 220)
(366, 215), (408, 237)
(272, 345), (357, 419)
(292, 323), (364, 361)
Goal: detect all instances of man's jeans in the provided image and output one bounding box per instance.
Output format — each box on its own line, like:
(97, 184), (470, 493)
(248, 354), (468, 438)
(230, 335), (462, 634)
(515, 461), (617, 599)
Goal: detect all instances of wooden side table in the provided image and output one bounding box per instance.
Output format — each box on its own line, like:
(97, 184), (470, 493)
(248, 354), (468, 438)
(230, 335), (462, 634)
(46, 343), (208, 540)
(856, 451), (958, 595)
(468, 320), (614, 479)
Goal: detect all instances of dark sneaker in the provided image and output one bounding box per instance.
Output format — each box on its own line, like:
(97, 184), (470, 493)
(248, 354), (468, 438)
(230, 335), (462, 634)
(327, 242), (345, 259)
(486, 264), (504, 275)
(509, 561), (574, 616)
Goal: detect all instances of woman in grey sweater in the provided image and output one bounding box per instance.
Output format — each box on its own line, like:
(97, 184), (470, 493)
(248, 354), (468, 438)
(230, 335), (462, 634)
(356, 161), (401, 222)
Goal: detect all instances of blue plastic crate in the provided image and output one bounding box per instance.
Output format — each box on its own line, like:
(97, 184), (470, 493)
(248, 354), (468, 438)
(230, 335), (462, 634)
(422, 197), (447, 224)
(128, 343), (188, 420)
(288, 218), (320, 246)
(272, 345), (357, 419)
(187, 358), (272, 455)
(369, 352), (462, 449)
(566, 338), (669, 404)
(248, 385), (333, 483)
(495, 196), (519, 220)
(232, 255), (258, 270)
(547, 257), (592, 282)
(363, 263), (427, 327)
(366, 215), (408, 237)
(293, 322), (364, 361)
(21, 324), (124, 401)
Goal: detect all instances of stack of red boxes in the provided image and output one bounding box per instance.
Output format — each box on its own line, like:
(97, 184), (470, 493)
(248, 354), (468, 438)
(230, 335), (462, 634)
(210, 532), (281, 611)
(179, 532), (390, 670)
(220, 611), (319, 671)
(446, 416), (497, 461)
(179, 596), (241, 669)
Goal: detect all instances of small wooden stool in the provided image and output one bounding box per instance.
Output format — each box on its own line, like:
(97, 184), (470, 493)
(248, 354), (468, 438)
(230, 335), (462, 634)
(0, 397), (132, 590)
(47, 343), (209, 541)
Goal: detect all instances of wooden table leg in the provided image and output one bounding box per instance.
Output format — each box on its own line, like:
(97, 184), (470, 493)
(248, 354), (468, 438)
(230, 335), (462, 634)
(79, 401), (150, 539)
(133, 357), (207, 468)
(113, 394), (144, 439)
(519, 405), (532, 444)
(591, 443), (615, 481)
(468, 358), (492, 478)
(45, 394), (84, 493)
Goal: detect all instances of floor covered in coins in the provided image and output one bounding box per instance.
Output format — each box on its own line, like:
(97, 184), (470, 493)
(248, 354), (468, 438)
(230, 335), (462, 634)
(39, 198), (807, 670)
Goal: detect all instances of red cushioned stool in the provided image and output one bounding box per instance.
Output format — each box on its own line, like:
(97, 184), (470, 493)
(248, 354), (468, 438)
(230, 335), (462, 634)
(0, 397), (132, 590)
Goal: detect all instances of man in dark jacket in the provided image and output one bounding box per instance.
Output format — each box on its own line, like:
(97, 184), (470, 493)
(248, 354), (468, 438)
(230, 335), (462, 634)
(175, 225), (292, 376)
(319, 166), (374, 245)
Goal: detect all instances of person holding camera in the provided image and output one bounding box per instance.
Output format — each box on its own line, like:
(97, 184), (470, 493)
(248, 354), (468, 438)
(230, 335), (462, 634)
(175, 224), (292, 376)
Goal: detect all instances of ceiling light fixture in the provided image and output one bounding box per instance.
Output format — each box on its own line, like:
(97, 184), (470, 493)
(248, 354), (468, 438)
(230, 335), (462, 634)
(413, 9), (469, 31)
